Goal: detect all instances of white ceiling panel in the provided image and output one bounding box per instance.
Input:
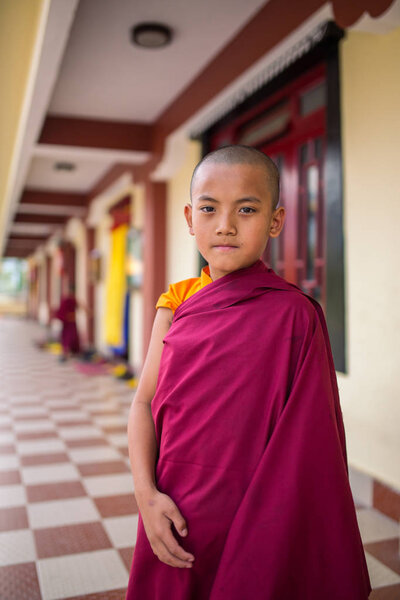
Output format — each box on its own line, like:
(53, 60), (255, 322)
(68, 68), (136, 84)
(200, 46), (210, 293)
(26, 155), (113, 193)
(15, 205), (87, 217)
(10, 224), (60, 236)
(49, 0), (268, 122)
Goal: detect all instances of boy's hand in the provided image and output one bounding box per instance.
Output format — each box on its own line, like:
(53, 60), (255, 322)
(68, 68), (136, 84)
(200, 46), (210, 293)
(136, 488), (195, 568)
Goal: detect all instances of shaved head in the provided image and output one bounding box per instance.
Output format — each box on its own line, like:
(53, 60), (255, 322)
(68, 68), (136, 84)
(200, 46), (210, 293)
(190, 145), (280, 209)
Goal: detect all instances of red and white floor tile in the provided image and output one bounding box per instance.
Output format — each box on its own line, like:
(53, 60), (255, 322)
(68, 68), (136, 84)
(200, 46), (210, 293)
(0, 317), (399, 599)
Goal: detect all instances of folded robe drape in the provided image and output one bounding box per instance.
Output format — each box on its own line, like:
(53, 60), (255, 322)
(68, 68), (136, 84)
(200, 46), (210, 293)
(126, 260), (371, 600)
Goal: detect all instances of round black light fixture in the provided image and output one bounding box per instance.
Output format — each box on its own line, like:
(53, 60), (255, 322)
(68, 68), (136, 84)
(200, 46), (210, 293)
(54, 161), (76, 172)
(131, 23), (173, 49)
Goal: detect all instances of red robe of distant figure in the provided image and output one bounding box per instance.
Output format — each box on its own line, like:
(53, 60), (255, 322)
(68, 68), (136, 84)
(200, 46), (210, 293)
(56, 294), (80, 355)
(126, 260), (371, 600)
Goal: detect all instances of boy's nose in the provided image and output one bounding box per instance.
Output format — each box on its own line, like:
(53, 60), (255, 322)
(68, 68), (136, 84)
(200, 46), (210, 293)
(216, 215), (237, 235)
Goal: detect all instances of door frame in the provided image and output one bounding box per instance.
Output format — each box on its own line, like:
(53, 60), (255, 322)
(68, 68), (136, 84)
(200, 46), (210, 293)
(198, 22), (346, 372)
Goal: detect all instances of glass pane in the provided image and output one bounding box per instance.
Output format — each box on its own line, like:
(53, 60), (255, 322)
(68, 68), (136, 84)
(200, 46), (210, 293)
(269, 238), (278, 271)
(300, 82), (326, 117)
(306, 165), (319, 280)
(238, 104), (290, 146)
(274, 155), (283, 207)
(313, 285), (321, 302)
(314, 137), (322, 160)
(265, 153), (283, 271)
(300, 143), (308, 167)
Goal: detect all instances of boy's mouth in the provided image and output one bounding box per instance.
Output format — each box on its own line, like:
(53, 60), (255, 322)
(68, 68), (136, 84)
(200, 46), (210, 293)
(213, 244), (239, 251)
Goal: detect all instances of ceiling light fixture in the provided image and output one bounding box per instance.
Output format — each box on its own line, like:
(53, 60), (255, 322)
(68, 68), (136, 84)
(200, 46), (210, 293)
(54, 162), (76, 171)
(131, 22), (173, 49)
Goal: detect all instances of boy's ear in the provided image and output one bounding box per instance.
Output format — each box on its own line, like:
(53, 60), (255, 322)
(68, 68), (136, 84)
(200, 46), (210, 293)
(184, 203), (194, 236)
(269, 206), (285, 238)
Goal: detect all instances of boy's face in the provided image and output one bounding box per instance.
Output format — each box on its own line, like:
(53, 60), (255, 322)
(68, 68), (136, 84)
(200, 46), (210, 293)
(185, 162), (285, 281)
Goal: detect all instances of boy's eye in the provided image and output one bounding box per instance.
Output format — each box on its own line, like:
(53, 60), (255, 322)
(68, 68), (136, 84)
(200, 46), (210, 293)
(239, 206), (256, 214)
(200, 206), (215, 213)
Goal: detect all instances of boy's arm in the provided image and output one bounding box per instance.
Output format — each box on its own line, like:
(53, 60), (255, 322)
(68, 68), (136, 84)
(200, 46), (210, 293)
(127, 307), (195, 569)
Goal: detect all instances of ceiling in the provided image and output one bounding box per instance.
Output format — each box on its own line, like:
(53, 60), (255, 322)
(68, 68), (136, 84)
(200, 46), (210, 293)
(49, 0), (268, 123)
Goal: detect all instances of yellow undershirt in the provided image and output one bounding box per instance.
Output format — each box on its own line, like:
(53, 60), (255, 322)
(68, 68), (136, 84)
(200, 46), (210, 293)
(156, 266), (212, 314)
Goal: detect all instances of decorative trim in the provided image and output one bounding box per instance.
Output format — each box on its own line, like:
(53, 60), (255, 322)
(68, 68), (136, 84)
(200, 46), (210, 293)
(190, 21), (331, 139)
(331, 0), (395, 28)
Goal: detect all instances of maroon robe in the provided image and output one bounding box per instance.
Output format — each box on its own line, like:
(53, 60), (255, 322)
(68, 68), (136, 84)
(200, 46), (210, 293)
(56, 295), (80, 354)
(126, 260), (371, 599)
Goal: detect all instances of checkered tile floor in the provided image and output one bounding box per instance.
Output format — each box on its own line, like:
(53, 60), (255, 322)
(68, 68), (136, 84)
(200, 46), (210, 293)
(0, 317), (136, 600)
(0, 317), (399, 599)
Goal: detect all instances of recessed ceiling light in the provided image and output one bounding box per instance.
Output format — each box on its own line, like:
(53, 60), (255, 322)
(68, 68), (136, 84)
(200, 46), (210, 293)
(131, 23), (173, 49)
(54, 162), (76, 171)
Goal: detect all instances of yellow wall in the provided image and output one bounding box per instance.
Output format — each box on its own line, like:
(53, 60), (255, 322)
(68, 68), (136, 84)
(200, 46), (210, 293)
(166, 140), (201, 283)
(0, 0), (48, 243)
(339, 28), (400, 490)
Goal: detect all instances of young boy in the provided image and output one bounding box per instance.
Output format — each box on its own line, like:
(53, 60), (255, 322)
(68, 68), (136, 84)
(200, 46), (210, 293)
(126, 145), (371, 599)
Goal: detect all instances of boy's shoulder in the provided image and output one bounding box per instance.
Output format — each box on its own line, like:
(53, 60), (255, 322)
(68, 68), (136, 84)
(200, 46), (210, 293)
(156, 275), (203, 313)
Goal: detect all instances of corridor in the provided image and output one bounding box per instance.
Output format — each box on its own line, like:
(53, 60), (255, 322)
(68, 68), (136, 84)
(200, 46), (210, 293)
(0, 317), (399, 599)
(0, 317), (136, 599)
